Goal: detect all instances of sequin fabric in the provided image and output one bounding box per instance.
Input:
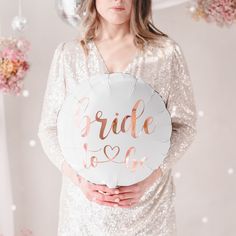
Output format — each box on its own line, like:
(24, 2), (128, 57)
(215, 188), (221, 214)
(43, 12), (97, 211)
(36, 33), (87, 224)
(37, 36), (197, 236)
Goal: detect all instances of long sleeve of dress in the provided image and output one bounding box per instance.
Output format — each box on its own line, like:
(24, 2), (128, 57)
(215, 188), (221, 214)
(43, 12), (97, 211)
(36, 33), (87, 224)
(37, 42), (66, 172)
(159, 41), (198, 177)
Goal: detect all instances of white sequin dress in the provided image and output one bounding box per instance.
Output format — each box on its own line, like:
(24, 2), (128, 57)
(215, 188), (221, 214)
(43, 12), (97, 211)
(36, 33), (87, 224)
(37, 36), (197, 236)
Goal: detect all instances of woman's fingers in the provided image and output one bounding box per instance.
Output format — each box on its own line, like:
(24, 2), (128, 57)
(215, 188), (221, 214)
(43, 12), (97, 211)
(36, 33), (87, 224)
(118, 201), (139, 208)
(94, 195), (139, 208)
(89, 189), (138, 204)
(118, 198), (137, 205)
(79, 179), (141, 208)
(87, 187), (140, 208)
(76, 176), (138, 208)
(89, 182), (120, 195)
(117, 184), (141, 194)
(88, 191), (119, 207)
(99, 192), (137, 202)
(89, 190), (119, 202)
(93, 199), (119, 208)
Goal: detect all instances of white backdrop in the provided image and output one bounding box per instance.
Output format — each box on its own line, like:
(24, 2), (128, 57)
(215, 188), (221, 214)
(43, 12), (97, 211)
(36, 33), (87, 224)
(0, 94), (14, 236)
(0, 0), (236, 235)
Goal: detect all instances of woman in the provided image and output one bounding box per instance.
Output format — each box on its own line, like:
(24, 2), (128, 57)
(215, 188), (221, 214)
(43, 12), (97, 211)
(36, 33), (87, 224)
(38, 0), (197, 235)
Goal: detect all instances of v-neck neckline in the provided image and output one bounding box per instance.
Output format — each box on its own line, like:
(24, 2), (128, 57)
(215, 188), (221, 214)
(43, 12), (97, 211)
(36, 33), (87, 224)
(90, 38), (144, 74)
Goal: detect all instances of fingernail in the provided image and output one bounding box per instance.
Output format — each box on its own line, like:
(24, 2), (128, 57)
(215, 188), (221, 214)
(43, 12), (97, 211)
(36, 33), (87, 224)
(115, 198), (120, 202)
(115, 190), (119, 194)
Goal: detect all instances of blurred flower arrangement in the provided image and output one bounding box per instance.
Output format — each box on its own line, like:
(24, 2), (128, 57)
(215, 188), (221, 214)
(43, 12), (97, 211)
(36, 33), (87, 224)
(0, 37), (30, 95)
(189, 0), (236, 27)
(19, 228), (33, 236)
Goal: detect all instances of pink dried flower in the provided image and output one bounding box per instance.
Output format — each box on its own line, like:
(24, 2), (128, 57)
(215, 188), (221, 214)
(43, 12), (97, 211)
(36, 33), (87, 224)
(0, 37), (30, 95)
(190, 0), (236, 27)
(205, 0), (236, 26)
(20, 228), (33, 236)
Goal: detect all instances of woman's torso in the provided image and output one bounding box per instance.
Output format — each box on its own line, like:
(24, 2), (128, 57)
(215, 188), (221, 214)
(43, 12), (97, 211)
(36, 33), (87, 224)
(57, 36), (177, 235)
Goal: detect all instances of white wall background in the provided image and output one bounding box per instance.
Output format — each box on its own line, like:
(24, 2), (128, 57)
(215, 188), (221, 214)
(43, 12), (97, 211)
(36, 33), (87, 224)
(0, 0), (236, 235)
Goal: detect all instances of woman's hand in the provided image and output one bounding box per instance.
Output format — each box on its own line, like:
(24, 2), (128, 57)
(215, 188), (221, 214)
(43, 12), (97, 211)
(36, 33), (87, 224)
(61, 161), (122, 207)
(114, 167), (163, 208)
(61, 161), (163, 208)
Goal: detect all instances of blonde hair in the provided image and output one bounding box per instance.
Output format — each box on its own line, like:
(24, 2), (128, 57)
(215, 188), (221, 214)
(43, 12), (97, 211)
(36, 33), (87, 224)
(77, 0), (168, 56)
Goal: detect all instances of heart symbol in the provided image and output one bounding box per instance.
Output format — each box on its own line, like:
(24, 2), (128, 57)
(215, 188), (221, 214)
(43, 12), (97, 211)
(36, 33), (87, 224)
(104, 145), (120, 161)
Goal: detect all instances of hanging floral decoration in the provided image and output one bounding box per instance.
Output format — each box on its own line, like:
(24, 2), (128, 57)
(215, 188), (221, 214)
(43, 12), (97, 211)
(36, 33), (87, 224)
(20, 228), (33, 236)
(0, 37), (30, 95)
(189, 0), (236, 27)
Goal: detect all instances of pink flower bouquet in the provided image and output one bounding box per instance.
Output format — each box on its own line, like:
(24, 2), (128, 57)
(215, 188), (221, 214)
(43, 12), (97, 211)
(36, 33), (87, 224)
(190, 0), (236, 27)
(0, 37), (30, 95)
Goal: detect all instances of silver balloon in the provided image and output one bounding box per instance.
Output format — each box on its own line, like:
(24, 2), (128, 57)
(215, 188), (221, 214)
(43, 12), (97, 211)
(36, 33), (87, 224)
(56, 0), (85, 27)
(11, 15), (27, 32)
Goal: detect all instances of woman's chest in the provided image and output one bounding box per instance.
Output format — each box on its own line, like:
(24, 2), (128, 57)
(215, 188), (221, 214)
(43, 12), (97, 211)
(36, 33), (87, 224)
(63, 42), (172, 104)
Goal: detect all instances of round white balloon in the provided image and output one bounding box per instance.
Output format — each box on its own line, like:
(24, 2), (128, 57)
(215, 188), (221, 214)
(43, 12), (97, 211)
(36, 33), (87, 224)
(57, 73), (172, 188)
